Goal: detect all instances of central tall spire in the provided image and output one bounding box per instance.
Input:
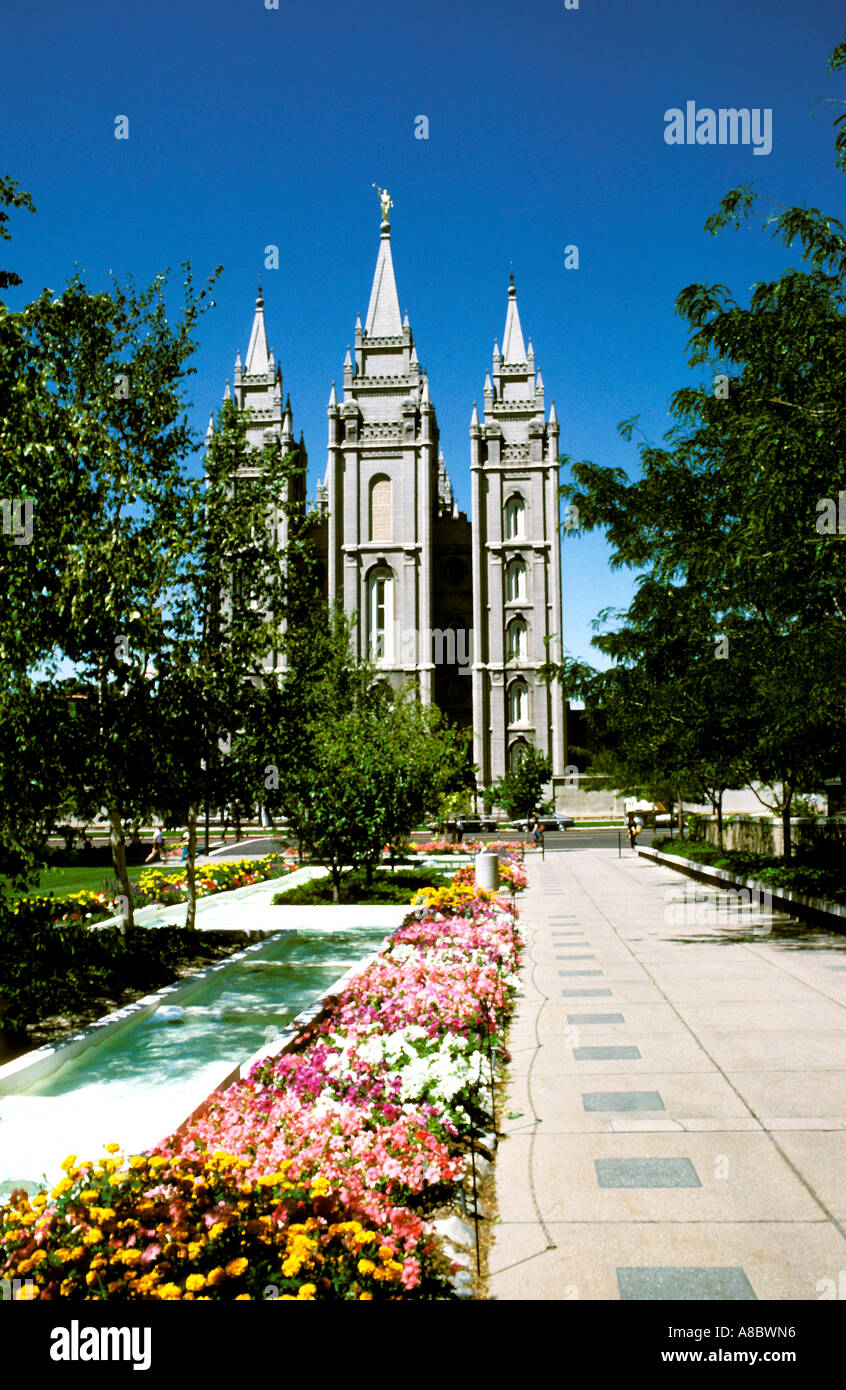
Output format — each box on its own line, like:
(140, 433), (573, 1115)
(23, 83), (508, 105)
(364, 191), (402, 338)
(501, 271), (527, 363)
(245, 283), (271, 374)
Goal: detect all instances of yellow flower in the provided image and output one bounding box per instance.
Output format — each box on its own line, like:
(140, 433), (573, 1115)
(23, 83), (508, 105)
(355, 1230), (375, 1245)
(208, 1222), (227, 1242)
(79, 1190), (100, 1203)
(60, 1155), (77, 1173)
(85, 1270), (101, 1286)
(357, 1259), (376, 1276)
(15, 1282), (39, 1300)
(225, 1257), (248, 1278)
(378, 1245), (394, 1260)
(104, 1142), (121, 1155)
(119, 1249), (142, 1265)
(83, 1228), (103, 1245)
(129, 1156), (147, 1170)
(50, 1178), (74, 1199)
(185, 1273), (206, 1292)
(206, 1267), (226, 1287)
(297, 1284), (316, 1300)
(157, 1283), (183, 1300)
(359, 1291), (374, 1300)
(55, 1248), (73, 1263)
(234, 1293), (251, 1300)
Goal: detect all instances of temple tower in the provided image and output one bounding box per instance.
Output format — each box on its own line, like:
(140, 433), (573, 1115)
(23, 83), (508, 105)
(470, 273), (566, 787)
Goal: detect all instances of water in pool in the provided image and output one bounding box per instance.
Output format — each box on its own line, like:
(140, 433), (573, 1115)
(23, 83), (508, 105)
(0, 925), (388, 1197)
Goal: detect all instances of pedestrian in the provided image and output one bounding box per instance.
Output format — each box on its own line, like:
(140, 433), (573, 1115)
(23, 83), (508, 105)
(455, 814), (465, 845)
(179, 829), (191, 863)
(627, 816), (641, 851)
(144, 825), (164, 864)
(529, 810), (542, 850)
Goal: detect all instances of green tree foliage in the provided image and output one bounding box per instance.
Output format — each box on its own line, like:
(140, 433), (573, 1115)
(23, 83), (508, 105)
(491, 746), (553, 821)
(0, 254), (220, 915)
(551, 39), (846, 861)
(0, 174), (35, 296)
(157, 396), (305, 925)
(261, 609), (465, 900)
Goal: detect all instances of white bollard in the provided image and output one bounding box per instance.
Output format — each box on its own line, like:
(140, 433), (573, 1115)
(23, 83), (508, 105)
(475, 850), (500, 891)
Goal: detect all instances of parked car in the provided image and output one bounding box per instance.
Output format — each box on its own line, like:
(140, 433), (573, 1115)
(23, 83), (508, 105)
(512, 815), (575, 832)
(444, 816), (499, 834)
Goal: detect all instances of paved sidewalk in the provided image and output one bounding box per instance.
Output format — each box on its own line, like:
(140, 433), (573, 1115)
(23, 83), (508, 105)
(488, 848), (846, 1301)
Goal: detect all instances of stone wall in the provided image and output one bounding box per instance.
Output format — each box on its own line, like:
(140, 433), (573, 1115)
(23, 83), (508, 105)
(691, 814), (846, 857)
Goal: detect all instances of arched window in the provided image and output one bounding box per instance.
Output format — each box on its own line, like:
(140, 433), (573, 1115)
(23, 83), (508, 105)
(370, 476), (392, 542)
(367, 566), (394, 662)
(508, 679), (529, 726)
(506, 616), (528, 661)
(508, 739), (529, 770)
(504, 494), (525, 540)
(505, 557), (527, 602)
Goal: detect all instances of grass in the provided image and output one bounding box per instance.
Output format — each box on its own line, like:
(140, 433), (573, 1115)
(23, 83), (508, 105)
(0, 864), (151, 899)
(272, 866), (452, 906)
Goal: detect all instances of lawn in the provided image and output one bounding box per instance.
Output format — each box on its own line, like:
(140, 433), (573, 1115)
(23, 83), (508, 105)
(0, 864), (150, 899)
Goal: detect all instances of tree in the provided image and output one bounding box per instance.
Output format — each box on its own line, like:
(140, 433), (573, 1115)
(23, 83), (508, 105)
(0, 174), (35, 296)
(263, 607), (465, 900)
(1, 263), (220, 919)
(491, 746), (553, 821)
(552, 35), (846, 861)
(156, 395), (305, 926)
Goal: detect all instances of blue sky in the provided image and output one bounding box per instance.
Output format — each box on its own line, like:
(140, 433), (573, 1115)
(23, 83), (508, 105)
(2, 0), (843, 667)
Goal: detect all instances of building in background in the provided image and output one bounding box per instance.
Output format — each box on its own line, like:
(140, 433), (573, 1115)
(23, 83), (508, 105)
(208, 195), (569, 802)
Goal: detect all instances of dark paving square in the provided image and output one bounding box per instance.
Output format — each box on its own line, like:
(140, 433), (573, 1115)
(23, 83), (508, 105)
(617, 1267), (756, 1300)
(567, 1013), (625, 1024)
(559, 970), (604, 977)
(596, 1158), (701, 1189)
(554, 953), (596, 960)
(583, 1091), (663, 1111)
(575, 1046), (642, 1061)
(562, 989), (613, 997)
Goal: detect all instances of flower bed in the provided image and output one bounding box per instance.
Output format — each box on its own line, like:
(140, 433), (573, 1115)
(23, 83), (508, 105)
(0, 872), (523, 1300)
(18, 855), (295, 928)
(0, 1151), (450, 1300)
(413, 840), (526, 857)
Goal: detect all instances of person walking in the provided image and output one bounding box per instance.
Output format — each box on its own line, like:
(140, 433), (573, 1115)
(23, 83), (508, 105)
(179, 829), (191, 863)
(529, 810), (542, 851)
(455, 814), (465, 845)
(144, 825), (164, 864)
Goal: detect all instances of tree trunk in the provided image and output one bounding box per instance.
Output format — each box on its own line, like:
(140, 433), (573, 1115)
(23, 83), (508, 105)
(108, 809), (134, 933)
(331, 863), (341, 904)
(782, 784), (793, 864)
(677, 793), (685, 840)
(185, 802), (199, 930)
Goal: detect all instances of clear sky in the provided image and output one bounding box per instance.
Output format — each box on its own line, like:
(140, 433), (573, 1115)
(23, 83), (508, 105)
(2, 0), (843, 667)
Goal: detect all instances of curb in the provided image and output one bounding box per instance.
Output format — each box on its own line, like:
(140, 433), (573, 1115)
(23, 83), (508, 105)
(637, 846), (846, 930)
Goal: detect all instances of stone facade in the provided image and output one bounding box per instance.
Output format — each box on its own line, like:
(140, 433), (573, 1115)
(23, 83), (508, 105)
(210, 209), (567, 798)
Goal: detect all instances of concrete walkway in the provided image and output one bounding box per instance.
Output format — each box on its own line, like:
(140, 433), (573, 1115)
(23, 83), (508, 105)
(489, 848), (846, 1301)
